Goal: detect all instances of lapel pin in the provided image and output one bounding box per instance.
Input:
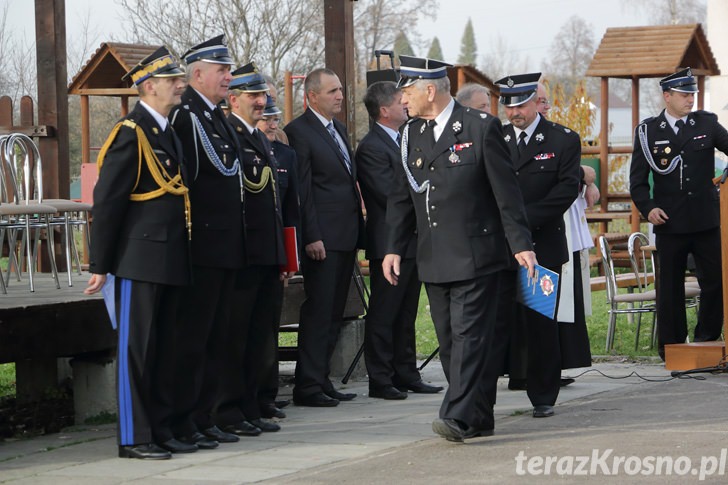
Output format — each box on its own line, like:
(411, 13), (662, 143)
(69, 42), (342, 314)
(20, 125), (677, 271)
(535, 133), (544, 142)
(452, 121), (462, 132)
(415, 157), (423, 168)
(152, 127), (159, 135)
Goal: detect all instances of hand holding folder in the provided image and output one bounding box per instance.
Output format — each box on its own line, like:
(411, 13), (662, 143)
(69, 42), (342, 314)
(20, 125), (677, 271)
(516, 264), (560, 319)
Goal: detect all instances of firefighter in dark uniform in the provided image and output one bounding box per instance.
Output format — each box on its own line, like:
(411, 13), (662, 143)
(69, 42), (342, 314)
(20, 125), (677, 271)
(383, 55), (537, 442)
(86, 47), (194, 459)
(630, 68), (728, 358)
(256, 94), (301, 418)
(214, 63), (292, 433)
(494, 73), (581, 419)
(168, 35), (250, 443)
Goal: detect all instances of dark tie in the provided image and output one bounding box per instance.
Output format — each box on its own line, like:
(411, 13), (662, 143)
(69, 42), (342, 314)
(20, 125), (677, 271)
(395, 133), (401, 147)
(675, 119), (685, 135)
(423, 120), (437, 149)
(517, 131), (528, 156)
(326, 122), (352, 173)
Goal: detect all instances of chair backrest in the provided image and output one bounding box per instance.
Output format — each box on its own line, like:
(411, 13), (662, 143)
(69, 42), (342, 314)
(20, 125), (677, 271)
(627, 232), (653, 292)
(1, 133), (44, 205)
(598, 235), (618, 305)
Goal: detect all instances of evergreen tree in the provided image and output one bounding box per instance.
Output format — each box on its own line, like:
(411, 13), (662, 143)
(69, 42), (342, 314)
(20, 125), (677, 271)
(427, 36), (444, 60)
(457, 18), (477, 65)
(393, 30), (415, 57)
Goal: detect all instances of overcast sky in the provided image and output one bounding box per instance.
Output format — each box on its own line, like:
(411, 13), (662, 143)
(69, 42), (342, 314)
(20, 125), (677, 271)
(4, 0), (704, 73)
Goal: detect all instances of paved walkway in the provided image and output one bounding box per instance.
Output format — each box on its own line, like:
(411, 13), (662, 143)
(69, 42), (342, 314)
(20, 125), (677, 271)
(2, 360), (727, 484)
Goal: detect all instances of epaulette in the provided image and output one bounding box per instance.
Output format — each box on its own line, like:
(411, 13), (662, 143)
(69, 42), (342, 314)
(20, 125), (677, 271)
(463, 108), (489, 120)
(639, 116), (656, 125)
(121, 119), (137, 129)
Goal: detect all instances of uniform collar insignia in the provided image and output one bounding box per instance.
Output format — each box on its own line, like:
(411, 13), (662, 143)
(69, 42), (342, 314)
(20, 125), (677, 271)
(452, 121), (462, 133)
(204, 110), (212, 121)
(504, 134), (511, 142)
(420, 122), (426, 134)
(152, 127), (159, 135)
(535, 133), (544, 142)
(480, 113), (488, 118)
(689, 118), (695, 126)
(659, 120), (667, 129)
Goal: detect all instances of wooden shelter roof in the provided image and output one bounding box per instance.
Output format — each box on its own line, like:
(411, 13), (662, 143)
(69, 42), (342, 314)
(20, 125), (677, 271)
(586, 24), (720, 79)
(68, 42), (160, 95)
(448, 64), (498, 94)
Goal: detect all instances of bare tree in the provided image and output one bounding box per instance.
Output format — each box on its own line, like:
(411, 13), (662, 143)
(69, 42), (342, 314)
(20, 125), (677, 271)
(541, 15), (596, 97)
(480, 34), (530, 80)
(621, 0), (706, 25)
(118, 0), (325, 84)
(353, 0), (437, 72)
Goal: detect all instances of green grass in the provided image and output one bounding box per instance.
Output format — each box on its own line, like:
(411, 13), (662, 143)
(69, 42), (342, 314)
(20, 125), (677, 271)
(0, 363), (16, 397)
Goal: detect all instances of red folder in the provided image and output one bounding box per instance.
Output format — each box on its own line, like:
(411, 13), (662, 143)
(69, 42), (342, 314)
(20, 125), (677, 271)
(281, 226), (300, 273)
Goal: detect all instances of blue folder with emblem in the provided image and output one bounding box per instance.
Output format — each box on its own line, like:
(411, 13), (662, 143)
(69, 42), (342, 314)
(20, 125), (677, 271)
(516, 264), (560, 320)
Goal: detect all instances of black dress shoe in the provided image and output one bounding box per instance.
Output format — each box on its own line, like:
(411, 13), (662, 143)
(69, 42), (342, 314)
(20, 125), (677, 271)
(118, 443), (171, 460)
(179, 432), (219, 450)
(260, 403), (286, 419)
(560, 377), (575, 387)
(203, 425), (240, 443)
(431, 418), (494, 442)
(369, 385), (408, 400)
(397, 380), (444, 394)
(159, 438), (198, 453)
(325, 389), (357, 401)
(533, 405), (555, 418)
(275, 399), (291, 409)
(224, 421), (262, 436)
(249, 418), (280, 432)
(294, 391), (340, 407)
(508, 378), (528, 391)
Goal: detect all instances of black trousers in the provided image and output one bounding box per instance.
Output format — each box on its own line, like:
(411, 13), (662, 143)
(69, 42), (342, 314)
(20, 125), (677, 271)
(425, 274), (498, 431)
(294, 249), (355, 398)
(656, 228), (723, 347)
(114, 278), (184, 445)
(174, 266), (237, 435)
(365, 258), (421, 389)
(215, 265), (283, 425)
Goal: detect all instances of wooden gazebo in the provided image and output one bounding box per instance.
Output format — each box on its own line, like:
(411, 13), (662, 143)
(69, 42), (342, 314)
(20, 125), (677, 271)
(68, 42), (158, 166)
(447, 65), (499, 115)
(585, 24), (720, 232)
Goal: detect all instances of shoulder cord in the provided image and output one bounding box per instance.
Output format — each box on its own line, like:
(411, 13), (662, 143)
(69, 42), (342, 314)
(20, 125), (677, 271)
(401, 123), (432, 226)
(97, 119), (192, 239)
(638, 123), (684, 189)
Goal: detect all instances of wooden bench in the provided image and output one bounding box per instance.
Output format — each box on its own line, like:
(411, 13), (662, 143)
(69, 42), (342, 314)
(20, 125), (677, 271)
(590, 272), (654, 292)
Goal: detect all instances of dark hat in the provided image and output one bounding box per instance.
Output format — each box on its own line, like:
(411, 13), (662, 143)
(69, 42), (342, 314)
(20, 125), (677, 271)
(182, 34), (234, 65)
(495, 73), (541, 107)
(397, 55), (452, 88)
(122, 46), (184, 86)
(263, 95), (282, 117)
(229, 62), (269, 92)
(660, 68), (699, 93)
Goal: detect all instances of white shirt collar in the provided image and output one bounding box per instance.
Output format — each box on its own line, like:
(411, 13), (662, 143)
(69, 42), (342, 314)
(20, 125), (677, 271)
(432, 98), (455, 141)
(663, 110), (688, 133)
(192, 87), (218, 112)
(231, 112), (256, 135)
(376, 122), (400, 145)
(138, 100), (168, 132)
(513, 113), (541, 144)
(310, 107), (333, 128)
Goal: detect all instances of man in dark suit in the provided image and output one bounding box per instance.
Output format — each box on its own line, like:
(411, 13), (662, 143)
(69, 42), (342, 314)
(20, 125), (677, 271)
(214, 63), (295, 433)
(495, 73), (581, 419)
(169, 35), (252, 442)
(86, 47), (197, 459)
(256, 93), (300, 418)
(284, 68), (365, 407)
(630, 68), (728, 359)
(383, 56), (537, 442)
(356, 81), (443, 400)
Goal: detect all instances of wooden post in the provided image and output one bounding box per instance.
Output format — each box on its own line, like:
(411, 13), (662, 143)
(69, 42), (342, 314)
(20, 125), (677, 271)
(35, 0), (70, 199)
(631, 76), (641, 233)
(698, 76), (705, 110)
(284, 71), (293, 125)
(323, 0), (356, 141)
(81, 95), (90, 165)
(599, 77), (609, 233)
